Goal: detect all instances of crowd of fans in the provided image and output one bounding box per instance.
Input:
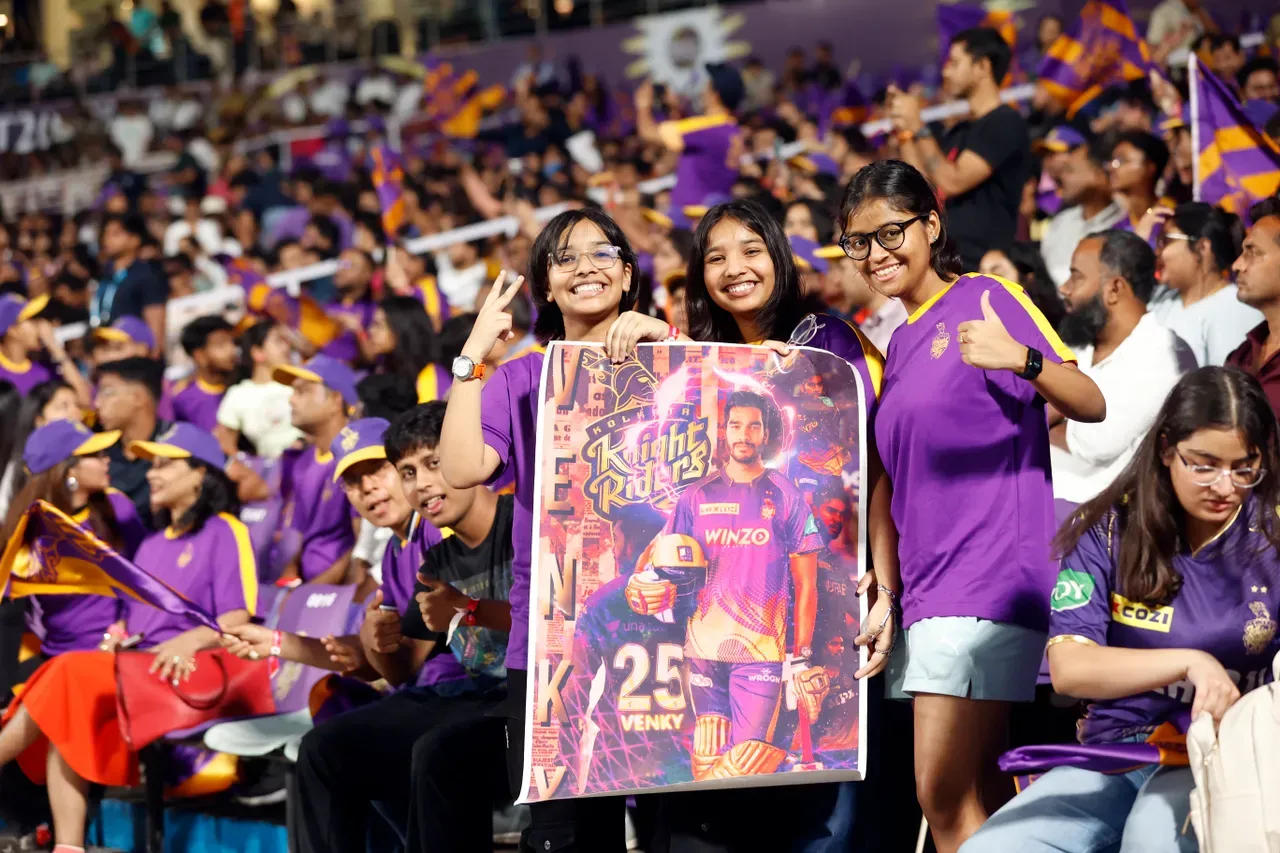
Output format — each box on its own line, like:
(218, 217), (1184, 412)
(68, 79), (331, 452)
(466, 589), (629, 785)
(0, 2), (1279, 851)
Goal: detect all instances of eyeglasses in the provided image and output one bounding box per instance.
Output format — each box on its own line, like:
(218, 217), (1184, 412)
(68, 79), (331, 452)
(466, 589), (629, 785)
(550, 245), (622, 272)
(1156, 232), (1194, 251)
(839, 215), (928, 261)
(1176, 449), (1266, 489)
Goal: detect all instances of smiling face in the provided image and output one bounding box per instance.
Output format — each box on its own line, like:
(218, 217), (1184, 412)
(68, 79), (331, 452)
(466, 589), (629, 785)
(70, 453), (111, 494)
(341, 457), (412, 530)
(395, 443), (477, 530)
(702, 217), (775, 325)
(843, 199), (939, 303)
(1163, 427), (1259, 527)
(545, 219), (632, 325)
(725, 404), (767, 465)
(146, 456), (203, 514)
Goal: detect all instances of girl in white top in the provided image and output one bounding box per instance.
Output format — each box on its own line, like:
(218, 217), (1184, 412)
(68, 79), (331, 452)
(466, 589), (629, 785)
(215, 321), (304, 460)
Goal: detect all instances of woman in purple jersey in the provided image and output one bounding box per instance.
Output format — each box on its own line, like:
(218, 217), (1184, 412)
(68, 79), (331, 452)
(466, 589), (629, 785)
(440, 208), (681, 853)
(962, 367), (1280, 853)
(838, 160), (1105, 853)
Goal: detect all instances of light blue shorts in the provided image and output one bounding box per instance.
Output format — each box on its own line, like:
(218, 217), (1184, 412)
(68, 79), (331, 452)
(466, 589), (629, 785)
(885, 616), (1045, 702)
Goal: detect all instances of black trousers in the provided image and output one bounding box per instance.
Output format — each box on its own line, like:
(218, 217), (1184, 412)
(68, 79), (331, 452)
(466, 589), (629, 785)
(503, 669), (628, 853)
(294, 687), (508, 853)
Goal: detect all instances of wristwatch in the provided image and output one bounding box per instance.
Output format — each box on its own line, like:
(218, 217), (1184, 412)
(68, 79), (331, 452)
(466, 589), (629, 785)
(913, 125), (933, 141)
(1018, 347), (1044, 381)
(451, 356), (486, 382)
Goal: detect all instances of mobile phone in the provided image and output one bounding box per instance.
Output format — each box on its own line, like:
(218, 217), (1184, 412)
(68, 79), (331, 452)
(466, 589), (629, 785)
(119, 633), (144, 650)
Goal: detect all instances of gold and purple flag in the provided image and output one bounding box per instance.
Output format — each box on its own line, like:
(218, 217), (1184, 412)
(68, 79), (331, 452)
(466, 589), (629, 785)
(0, 500), (220, 631)
(369, 145), (407, 240)
(1189, 54), (1280, 218)
(1037, 0), (1151, 118)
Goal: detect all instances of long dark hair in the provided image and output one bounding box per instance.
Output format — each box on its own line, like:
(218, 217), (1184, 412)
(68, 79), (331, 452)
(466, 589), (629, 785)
(838, 160), (964, 281)
(1, 461), (124, 552)
(1170, 202), (1244, 276)
(7, 378), (70, 501)
(230, 319), (276, 386)
(380, 295), (440, 379)
(153, 465), (240, 534)
(1056, 367), (1280, 605)
(1002, 241), (1065, 329)
(685, 199), (825, 344)
(0, 379), (21, 485)
(529, 208), (639, 342)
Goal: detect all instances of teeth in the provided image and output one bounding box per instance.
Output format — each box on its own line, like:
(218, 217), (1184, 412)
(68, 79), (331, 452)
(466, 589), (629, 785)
(873, 264), (902, 281)
(573, 283), (605, 295)
(726, 282), (756, 295)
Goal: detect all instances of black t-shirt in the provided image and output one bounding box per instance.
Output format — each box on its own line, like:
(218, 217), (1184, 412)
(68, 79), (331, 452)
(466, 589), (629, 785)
(401, 494), (515, 685)
(940, 104), (1031, 270)
(101, 260), (169, 326)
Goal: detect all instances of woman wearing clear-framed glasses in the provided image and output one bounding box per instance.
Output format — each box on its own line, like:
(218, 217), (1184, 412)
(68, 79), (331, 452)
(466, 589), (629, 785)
(962, 366), (1280, 853)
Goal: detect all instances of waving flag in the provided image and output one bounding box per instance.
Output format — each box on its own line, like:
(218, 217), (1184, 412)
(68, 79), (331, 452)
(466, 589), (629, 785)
(1189, 54), (1280, 218)
(421, 60), (507, 139)
(1038, 0), (1151, 118)
(369, 145), (407, 240)
(0, 501), (219, 631)
(937, 4), (1018, 82)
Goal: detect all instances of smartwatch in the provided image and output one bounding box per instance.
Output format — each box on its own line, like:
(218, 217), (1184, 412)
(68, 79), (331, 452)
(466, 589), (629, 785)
(451, 356), (486, 382)
(1018, 347), (1044, 381)
(913, 125), (933, 141)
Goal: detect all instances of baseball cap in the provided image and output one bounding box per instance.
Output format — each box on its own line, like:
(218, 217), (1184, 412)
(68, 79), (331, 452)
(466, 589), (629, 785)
(790, 235), (830, 275)
(0, 293), (49, 338)
(788, 152), (841, 177)
(91, 315), (156, 351)
(1032, 126), (1088, 154)
(1159, 106), (1188, 136)
(331, 418), (391, 483)
(705, 63), (745, 112)
(130, 422), (227, 470)
(814, 244), (847, 261)
(23, 420), (121, 474)
(273, 355), (360, 407)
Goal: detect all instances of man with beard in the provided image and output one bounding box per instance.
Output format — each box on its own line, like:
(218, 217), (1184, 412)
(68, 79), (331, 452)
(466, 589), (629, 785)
(1227, 199), (1280, 417)
(1039, 134), (1127, 289)
(1050, 230), (1195, 508)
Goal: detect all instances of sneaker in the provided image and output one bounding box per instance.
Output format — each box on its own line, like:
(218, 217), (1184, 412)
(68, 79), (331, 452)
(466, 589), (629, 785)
(492, 804), (530, 846)
(232, 761), (289, 807)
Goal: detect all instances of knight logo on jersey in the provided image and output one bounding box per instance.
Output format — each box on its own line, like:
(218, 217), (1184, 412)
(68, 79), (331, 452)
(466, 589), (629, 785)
(761, 498), (776, 520)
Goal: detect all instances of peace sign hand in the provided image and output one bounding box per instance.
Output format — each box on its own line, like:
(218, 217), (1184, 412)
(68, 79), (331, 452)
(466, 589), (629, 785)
(956, 290), (1029, 373)
(461, 270), (526, 364)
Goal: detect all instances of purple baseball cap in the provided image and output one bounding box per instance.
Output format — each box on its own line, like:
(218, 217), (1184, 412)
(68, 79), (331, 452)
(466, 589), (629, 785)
(129, 422), (227, 470)
(0, 293), (49, 338)
(273, 355), (360, 407)
(331, 417), (391, 482)
(24, 420), (121, 474)
(91, 315), (156, 351)
(788, 152), (841, 177)
(790, 235), (830, 275)
(1033, 125), (1089, 154)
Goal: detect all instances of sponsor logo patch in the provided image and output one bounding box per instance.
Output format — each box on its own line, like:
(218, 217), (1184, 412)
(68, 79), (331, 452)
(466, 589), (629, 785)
(1111, 594), (1174, 632)
(699, 502), (740, 516)
(1051, 568), (1095, 612)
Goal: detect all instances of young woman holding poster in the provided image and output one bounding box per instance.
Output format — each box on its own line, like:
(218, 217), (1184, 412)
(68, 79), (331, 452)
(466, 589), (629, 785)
(961, 367), (1280, 853)
(838, 160), (1104, 853)
(439, 208), (679, 853)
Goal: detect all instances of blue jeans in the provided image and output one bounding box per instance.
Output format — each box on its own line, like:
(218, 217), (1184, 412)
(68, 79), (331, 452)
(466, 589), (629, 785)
(959, 763), (1198, 853)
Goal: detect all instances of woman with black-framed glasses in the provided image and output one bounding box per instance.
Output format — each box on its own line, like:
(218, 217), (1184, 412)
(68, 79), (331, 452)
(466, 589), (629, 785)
(962, 366), (1280, 853)
(837, 160), (1104, 853)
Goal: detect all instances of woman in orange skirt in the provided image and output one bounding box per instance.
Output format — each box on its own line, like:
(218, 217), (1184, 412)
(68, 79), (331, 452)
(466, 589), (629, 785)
(0, 424), (259, 853)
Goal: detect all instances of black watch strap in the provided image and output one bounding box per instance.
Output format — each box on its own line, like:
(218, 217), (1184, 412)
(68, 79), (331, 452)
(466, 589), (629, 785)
(1018, 347), (1044, 381)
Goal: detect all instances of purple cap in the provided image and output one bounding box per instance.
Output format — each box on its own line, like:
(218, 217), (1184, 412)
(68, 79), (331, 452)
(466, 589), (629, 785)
(1033, 125), (1088, 154)
(129, 422), (227, 470)
(24, 420), (121, 474)
(789, 151), (840, 176)
(331, 417), (391, 482)
(790, 235), (830, 275)
(91, 315), (156, 351)
(0, 293), (49, 337)
(272, 355), (360, 407)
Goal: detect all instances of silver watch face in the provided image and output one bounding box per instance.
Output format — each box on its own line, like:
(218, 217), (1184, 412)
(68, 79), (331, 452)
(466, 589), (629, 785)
(451, 356), (475, 379)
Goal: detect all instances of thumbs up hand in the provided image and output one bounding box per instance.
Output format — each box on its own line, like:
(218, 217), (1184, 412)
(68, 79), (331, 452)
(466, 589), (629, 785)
(359, 589), (402, 655)
(956, 290), (1030, 373)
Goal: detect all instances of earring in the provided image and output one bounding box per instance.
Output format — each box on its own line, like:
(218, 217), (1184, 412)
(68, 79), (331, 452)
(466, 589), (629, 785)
(66, 475), (79, 493)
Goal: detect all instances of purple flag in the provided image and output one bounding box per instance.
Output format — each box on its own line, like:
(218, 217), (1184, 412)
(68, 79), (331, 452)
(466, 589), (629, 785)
(1038, 0), (1151, 118)
(1000, 713), (1191, 778)
(1190, 54), (1280, 219)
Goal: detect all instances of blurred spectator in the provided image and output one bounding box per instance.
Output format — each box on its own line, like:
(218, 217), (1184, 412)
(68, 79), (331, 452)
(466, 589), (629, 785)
(95, 214), (168, 347)
(1041, 134), (1126, 288)
(1239, 57), (1280, 103)
(1147, 0), (1217, 55)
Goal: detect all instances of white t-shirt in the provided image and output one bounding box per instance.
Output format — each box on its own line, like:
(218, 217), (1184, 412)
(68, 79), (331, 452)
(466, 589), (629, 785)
(433, 253), (490, 311)
(1146, 284), (1263, 368)
(1052, 313), (1198, 504)
(216, 380), (304, 460)
(163, 218), (223, 257)
(109, 114), (155, 166)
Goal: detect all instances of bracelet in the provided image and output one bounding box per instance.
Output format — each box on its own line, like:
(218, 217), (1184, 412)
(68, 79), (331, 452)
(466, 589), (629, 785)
(463, 598), (479, 627)
(666, 324), (680, 341)
(270, 630), (283, 658)
(876, 584), (902, 611)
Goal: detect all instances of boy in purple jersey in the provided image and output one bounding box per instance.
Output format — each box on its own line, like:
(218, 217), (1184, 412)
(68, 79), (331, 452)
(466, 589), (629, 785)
(273, 355), (360, 585)
(964, 368), (1280, 853)
(169, 316), (237, 432)
(323, 248), (379, 365)
(0, 294), (52, 395)
(628, 390), (826, 779)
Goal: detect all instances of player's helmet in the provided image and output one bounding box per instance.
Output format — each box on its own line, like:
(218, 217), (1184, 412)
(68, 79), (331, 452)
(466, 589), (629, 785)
(648, 533), (708, 620)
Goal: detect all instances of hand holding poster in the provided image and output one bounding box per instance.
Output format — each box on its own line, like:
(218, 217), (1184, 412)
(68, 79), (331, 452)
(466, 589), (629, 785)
(520, 341), (868, 801)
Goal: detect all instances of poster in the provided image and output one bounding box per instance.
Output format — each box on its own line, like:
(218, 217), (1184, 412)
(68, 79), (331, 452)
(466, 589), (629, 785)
(520, 342), (868, 802)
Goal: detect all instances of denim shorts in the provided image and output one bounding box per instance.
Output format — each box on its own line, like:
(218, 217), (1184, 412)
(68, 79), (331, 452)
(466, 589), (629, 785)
(885, 616), (1045, 702)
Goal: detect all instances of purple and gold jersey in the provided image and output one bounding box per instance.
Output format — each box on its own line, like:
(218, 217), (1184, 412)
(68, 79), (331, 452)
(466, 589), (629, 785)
(127, 512), (258, 646)
(286, 446), (356, 582)
(669, 114), (740, 225)
(379, 514), (464, 690)
(416, 363), (453, 403)
(665, 469), (823, 664)
(876, 273), (1075, 632)
(0, 354), (51, 396)
(560, 576), (692, 794)
(169, 378), (226, 433)
(1051, 497), (1280, 744)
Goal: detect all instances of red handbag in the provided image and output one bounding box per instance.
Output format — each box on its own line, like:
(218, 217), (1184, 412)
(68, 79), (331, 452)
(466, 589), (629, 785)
(115, 648), (275, 751)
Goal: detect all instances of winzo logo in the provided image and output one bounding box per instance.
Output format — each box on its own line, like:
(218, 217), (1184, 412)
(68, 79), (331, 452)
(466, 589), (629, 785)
(703, 528), (771, 546)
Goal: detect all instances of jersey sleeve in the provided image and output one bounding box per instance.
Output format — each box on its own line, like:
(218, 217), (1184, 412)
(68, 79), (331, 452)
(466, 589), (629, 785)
(784, 483), (825, 556)
(661, 488), (698, 537)
(1048, 519), (1116, 648)
(398, 548), (438, 643)
(211, 514), (259, 618)
(980, 275), (1077, 404)
(480, 361), (519, 483)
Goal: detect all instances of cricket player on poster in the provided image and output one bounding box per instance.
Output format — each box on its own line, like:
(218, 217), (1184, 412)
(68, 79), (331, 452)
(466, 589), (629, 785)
(625, 389), (828, 780)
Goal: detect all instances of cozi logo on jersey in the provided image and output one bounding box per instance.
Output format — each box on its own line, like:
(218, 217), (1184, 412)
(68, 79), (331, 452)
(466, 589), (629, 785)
(698, 503), (739, 516)
(704, 527), (771, 546)
(1111, 594), (1174, 633)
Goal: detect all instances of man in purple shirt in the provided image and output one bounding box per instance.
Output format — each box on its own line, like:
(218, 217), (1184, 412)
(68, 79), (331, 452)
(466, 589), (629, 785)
(273, 355), (361, 585)
(0, 294), (52, 395)
(170, 316), (236, 432)
(322, 248), (378, 365)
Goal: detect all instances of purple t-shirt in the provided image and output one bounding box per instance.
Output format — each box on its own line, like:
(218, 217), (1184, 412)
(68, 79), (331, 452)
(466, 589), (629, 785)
(379, 513), (443, 613)
(664, 468), (824, 664)
(0, 356), (52, 395)
(30, 489), (147, 655)
(479, 350), (543, 671)
(875, 273), (1076, 632)
(321, 299), (377, 365)
(169, 378), (226, 433)
(126, 512), (258, 646)
(669, 114), (740, 225)
(286, 447), (356, 582)
(1052, 497), (1280, 743)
